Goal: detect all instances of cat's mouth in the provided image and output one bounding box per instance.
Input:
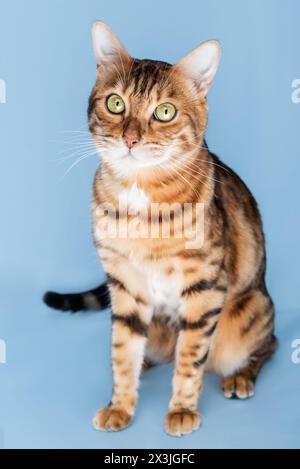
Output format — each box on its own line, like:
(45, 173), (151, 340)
(124, 148), (170, 168)
(98, 140), (172, 171)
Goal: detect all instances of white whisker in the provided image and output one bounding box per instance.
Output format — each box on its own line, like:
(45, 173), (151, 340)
(63, 150), (99, 177)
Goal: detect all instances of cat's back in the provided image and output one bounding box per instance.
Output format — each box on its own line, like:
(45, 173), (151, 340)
(211, 153), (266, 293)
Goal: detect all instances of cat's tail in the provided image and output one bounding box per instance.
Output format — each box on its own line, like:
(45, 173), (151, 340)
(43, 283), (110, 313)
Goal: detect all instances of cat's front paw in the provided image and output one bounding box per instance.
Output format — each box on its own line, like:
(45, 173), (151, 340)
(164, 409), (201, 437)
(93, 405), (132, 432)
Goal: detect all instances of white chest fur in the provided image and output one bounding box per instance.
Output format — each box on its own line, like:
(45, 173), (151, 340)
(119, 183), (149, 213)
(131, 260), (183, 318)
(148, 271), (181, 310)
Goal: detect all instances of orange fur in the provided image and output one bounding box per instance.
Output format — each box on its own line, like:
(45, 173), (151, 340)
(86, 22), (276, 436)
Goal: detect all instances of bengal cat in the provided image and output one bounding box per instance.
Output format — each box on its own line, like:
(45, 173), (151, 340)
(44, 21), (277, 437)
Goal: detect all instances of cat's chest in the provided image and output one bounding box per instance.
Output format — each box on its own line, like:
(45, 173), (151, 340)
(134, 261), (183, 315)
(119, 183), (149, 212)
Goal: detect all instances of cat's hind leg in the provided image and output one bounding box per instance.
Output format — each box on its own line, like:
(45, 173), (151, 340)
(208, 289), (277, 399)
(222, 334), (277, 399)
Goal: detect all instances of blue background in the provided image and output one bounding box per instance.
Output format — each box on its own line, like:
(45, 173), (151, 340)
(0, 0), (299, 449)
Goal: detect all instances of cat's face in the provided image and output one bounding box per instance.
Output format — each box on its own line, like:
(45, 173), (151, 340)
(89, 22), (221, 177)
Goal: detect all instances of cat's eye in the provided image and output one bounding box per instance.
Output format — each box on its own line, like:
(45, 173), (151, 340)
(154, 103), (177, 122)
(106, 94), (125, 114)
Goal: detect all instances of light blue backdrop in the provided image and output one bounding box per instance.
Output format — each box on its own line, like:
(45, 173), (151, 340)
(0, 0), (299, 449)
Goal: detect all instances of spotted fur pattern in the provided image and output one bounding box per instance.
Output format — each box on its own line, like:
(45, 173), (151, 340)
(44, 22), (277, 437)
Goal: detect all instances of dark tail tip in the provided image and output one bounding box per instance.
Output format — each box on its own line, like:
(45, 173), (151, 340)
(43, 291), (66, 311)
(43, 283), (110, 313)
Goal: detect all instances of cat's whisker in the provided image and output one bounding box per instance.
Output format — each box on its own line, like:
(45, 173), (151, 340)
(56, 143), (97, 156)
(183, 158), (227, 182)
(175, 154), (215, 173)
(63, 150), (99, 177)
(55, 147), (101, 164)
(56, 138), (96, 145)
(166, 147), (218, 188)
(59, 130), (90, 134)
(53, 139), (104, 158)
(172, 155), (224, 185)
(169, 159), (208, 189)
(165, 159), (204, 199)
(55, 145), (102, 163)
(51, 135), (96, 148)
(172, 138), (231, 175)
(52, 134), (94, 142)
(157, 163), (186, 197)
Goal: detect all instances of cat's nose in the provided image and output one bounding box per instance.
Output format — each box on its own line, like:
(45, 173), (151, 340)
(123, 117), (142, 149)
(123, 132), (140, 149)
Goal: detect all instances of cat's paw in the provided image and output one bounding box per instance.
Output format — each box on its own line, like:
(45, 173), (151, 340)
(164, 410), (201, 437)
(93, 406), (132, 432)
(222, 374), (255, 399)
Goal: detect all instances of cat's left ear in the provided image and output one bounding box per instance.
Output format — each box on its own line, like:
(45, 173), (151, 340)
(175, 40), (221, 97)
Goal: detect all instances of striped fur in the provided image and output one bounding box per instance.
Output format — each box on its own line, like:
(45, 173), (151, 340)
(45, 22), (277, 437)
(43, 283), (110, 312)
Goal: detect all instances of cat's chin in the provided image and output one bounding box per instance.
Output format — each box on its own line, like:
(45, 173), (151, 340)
(127, 152), (169, 168)
(103, 148), (170, 174)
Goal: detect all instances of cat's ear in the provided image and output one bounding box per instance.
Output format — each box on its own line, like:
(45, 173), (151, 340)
(175, 40), (221, 97)
(92, 21), (130, 69)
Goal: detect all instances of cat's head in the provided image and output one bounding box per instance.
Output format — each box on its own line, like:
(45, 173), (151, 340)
(88, 21), (221, 178)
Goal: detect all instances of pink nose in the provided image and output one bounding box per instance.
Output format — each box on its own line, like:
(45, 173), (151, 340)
(123, 133), (139, 149)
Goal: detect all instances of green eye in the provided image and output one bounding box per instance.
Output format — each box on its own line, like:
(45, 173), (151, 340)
(154, 103), (177, 122)
(106, 94), (125, 114)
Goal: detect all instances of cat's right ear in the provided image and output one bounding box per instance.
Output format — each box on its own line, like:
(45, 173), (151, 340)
(92, 21), (130, 69)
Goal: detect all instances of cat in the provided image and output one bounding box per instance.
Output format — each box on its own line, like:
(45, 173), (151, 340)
(44, 21), (277, 437)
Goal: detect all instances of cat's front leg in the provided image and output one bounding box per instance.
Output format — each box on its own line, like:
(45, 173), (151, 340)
(93, 276), (152, 432)
(165, 284), (226, 437)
